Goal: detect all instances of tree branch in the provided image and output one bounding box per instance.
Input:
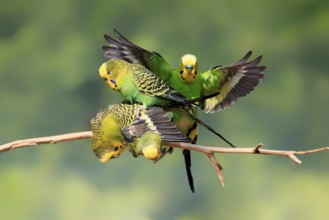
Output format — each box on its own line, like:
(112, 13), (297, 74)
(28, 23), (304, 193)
(0, 131), (92, 153)
(1, 132), (328, 187)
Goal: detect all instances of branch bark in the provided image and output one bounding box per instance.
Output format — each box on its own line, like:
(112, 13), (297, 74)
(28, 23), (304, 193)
(0, 131), (92, 153)
(1, 132), (328, 187)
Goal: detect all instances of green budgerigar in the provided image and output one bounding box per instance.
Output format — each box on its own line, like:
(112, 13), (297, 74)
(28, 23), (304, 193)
(99, 59), (192, 108)
(91, 103), (191, 162)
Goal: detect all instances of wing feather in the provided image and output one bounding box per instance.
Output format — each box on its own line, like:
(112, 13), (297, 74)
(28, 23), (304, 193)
(102, 29), (175, 82)
(130, 63), (187, 104)
(201, 51), (266, 113)
(123, 106), (191, 143)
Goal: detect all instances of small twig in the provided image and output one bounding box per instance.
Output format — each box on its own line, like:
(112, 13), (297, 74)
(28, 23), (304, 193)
(253, 143), (263, 153)
(1, 132), (328, 187)
(207, 153), (224, 187)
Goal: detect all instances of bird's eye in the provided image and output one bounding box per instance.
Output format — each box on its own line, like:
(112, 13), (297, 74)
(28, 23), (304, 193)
(114, 146), (119, 151)
(179, 70), (183, 74)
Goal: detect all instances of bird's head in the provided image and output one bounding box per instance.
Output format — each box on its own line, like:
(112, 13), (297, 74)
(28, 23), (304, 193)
(92, 141), (125, 163)
(179, 54), (198, 82)
(91, 113), (126, 163)
(99, 59), (125, 91)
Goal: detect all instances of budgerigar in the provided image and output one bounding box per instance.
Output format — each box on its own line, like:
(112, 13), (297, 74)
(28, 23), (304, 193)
(91, 103), (191, 162)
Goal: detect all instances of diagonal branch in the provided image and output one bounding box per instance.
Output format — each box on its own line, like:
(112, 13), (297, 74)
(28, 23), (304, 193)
(207, 153), (225, 187)
(1, 131), (328, 187)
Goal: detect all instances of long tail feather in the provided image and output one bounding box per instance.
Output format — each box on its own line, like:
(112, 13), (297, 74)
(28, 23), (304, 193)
(183, 149), (194, 193)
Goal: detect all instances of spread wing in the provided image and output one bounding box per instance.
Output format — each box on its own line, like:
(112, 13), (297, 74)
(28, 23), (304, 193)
(102, 29), (175, 82)
(201, 51), (266, 113)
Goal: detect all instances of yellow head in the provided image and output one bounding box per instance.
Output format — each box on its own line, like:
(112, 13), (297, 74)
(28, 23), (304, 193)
(91, 113), (126, 163)
(92, 143), (125, 163)
(99, 59), (126, 91)
(179, 54), (198, 82)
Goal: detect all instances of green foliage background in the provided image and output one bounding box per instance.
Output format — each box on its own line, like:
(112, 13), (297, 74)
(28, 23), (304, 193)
(0, 0), (328, 219)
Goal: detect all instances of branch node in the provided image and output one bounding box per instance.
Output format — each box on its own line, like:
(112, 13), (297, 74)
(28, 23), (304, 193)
(253, 143), (264, 153)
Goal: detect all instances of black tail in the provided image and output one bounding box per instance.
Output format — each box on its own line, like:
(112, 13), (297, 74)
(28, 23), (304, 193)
(183, 149), (195, 193)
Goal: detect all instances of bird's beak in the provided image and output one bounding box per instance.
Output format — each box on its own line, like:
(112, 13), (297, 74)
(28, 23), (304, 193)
(98, 152), (120, 163)
(185, 65), (193, 70)
(110, 154), (118, 159)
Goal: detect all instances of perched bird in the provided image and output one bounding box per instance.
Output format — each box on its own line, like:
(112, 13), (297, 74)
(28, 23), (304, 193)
(91, 103), (191, 162)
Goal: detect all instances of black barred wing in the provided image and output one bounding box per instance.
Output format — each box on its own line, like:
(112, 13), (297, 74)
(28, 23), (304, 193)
(130, 63), (187, 104)
(102, 29), (158, 70)
(122, 106), (191, 143)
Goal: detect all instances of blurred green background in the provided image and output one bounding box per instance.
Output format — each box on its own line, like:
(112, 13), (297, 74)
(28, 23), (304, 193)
(1, 0), (328, 219)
